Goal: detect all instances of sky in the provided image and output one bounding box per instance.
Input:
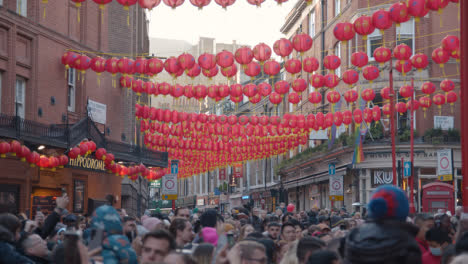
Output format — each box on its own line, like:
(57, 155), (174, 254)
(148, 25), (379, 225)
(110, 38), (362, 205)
(147, 0), (297, 49)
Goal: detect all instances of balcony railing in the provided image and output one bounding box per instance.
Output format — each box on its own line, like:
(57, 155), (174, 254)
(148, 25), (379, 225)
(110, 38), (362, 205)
(0, 114), (168, 168)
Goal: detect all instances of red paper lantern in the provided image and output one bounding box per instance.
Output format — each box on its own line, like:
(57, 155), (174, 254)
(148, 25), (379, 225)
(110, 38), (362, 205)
(194, 85), (208, 101)
(138, 0), (161, 9)
(39, 155), (49, 169)
(382, 104), (391, 117)
(74, 55), (92, 76)
(159, 82), (171, 96)
(243, 84), (258, 98)
(351, 52), (368, 69)
(19, 146), (30, 162)
(324, 113), (334, 129)
(427, 0), (449, 12)
(394, 44), (412, 60)
(343, 110), (353, 127)
(372, 106), (381, 122)
(246, 0), (265, 6)
(263, 60), (281, 77)
(310, 74), (325, 88)
(406, 100), (420, 111)
(399, 85), (414, 98)
(308, 91), (322, 105)
(59, 155), (69, 168)
(363, 108), (373, 124)
(189, 0), (210, 9)
(381, 87), (391, 100)
(164, 57), (181, 77)
(421, 82), (436, 95)
(372, 9), (393, 33)
(273, 38), (293, 58)
(244, 62), (261, 79)
(235, 47), (254, 67)
(342, 69), (359, 86)
(217, 84), (230, 99)
(419, 96), (432, 117)
(440, 79), (455, 93)
(333, 22), (355, 43)
(285, 59), (302, 76)
(187, 64), (201, 79)
(442, 35), (460, 55)
(361, 88), (376, 102)
(432, 47), (450, 68)
(68, 147), (80, 159)
(274, 80), (290, 95)
(362, 66), (380, 83)
(258, 83), (272, 97)
(90, 56), (107, 79)
(230, 84), (243, 97)
(249, 93), (262, 105)
(0, 141), (10, 158)
(62, 51), (80, 70)
(216, 50), (234, 68)
(292, 78), (307, 93)
(315, 112), (324, 129)
(333, 111), (343, 127)
(118, 57), (135, 76)
(221, 64), (237, 80)
(146, 58), (164, 76)
(9, 140), (21, 156)
(207, 85), (219, 99)
(134, 57), (147, 76)
(451, 48), (460, 62)
(95, 148), (107, 160)
(202, 66), (219, 79)
(323, 54), (341, 73)
(389, 2), (410, 26)
(446, 91), (458, 105)
(354, 15), (375, 40)
(410, 53), (429, 71)
(292, 33), (313, 53)
(177, 53), (195, 72)
(344, 90), (358, 104)
(302, 57), (320, 73)
(253, 43), (272, 65)
(120, 76), (133, 88)
(198, 53), (217, 70)
(131, 79), (144, 95)
(214, 0), (235, 8)
(163, 0), (184, 8)
(324, 74), (339, 89)
(172, 84), (185, 99)
(395, 60), (413, 76)
(408, 0), (429, 22)
(396, 102), (408, 115)
(326, 90), (341, 105)
(373, 47), (392, 66)
(353, 109), (363, 124)
(288, 92), (301, 105)
(269, 92), (283, 105)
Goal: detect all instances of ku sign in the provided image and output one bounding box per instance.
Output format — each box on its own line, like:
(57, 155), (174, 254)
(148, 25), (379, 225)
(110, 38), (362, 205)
(372, 171), (393, 187)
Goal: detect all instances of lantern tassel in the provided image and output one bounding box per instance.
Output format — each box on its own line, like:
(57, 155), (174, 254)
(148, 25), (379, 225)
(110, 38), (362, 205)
(78, 8), (80, 23)
(438, 9), (443, 28)
(43, 7), (46, 18)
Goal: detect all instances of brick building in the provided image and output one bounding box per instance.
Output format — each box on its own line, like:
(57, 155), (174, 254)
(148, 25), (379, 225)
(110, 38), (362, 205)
(276, 0), (461, 212)
(0, 0), (166, 217)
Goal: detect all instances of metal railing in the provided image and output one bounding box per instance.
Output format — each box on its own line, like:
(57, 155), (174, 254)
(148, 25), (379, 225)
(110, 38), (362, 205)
(0, 114), (168, 168)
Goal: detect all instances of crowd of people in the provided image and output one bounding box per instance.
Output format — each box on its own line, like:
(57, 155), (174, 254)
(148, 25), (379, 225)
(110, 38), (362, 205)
(2, 185), (468, 264)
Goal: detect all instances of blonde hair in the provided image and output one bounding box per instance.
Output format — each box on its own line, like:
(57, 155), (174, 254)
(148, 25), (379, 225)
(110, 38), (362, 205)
(237, 224), (253, 242)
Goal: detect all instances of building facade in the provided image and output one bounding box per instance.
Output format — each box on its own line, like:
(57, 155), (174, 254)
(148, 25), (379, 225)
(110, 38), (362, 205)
(0, 0), (166, 217)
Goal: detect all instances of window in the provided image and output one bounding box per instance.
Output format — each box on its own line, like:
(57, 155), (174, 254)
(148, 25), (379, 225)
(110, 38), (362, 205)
(289, 102), (293, 113)
(367, 30), (383, 60)
(348, 40), (352, 66)
(17, 0), (27, 16)
(15, 77), (26, 119)
(68, 68), (76, 112)
(396, 19), (415, 52)
(308, 82), (314, 93)
(309, 11), (316, 37)
(334, 43), (341, 77)
(334, 0), (341, 17)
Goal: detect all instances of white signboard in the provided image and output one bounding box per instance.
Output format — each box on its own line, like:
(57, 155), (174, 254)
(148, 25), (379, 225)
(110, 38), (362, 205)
(372, 171), (393, 187)
(329, 175), (343, 197)
(437, 149), (453, 181)
(162, 174), (178, 195)
(434, 116), (454, 131)
(310, 130), (328, 140)
(87, 99), (107, 124)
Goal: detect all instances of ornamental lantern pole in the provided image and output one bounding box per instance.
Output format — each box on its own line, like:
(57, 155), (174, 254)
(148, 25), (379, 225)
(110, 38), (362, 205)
(460, 0), (468, 212)
(389, 64), (397, 186)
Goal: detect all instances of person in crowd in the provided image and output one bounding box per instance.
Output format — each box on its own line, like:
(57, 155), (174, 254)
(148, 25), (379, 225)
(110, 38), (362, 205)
(266, 222), (281, 240)
(306, 250), (340, 264)
(163, 251), (197, 264)
(250, 208), (263, 232)
(296, 237), (326, 264)
(117, 208), (127, 220)
(275, 240), (290, 264)
(141, 229), (176, 263)
(123, 216), (137, 243)
(414, 213), (435, 255)
(169, 218), (194, 248)
(0, 213), (35, 263)
(452, 206), (463, 229)
(281, 222), (297, 243)
(436, 214), (455, 240)
(18, 233), (50, 263)
(455, 231), (468, 255)
(276, 209), (284, 218)
(142, 217), (163, 232)
(175, 207), (191, 220)
(193, 243), (215, 264)
(289, 219), (303, 240)
(423, 227), (451, 264)
(279, 240), (299, 264)
(344, 185), (422, 264)
(238, 224), (255, 242)
(281, 213), (293, 224)
(227, 240), (268, 264)
(440, 244), (456, 264)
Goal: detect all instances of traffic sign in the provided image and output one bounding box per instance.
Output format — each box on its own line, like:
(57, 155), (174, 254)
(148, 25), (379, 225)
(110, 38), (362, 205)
(162, 174), (177, 200)
(329, 175), (343, 201)
(437, 149), (453, 181)
(328, 163), (336, 175)
(404, 162), (412, 178)
(171, 160), (179, 174)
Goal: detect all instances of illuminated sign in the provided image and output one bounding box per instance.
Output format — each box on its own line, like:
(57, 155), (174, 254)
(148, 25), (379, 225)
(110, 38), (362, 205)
(67, 156), (106, 172)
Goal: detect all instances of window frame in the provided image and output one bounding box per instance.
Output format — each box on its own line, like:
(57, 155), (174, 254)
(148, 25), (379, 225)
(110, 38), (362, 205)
(334, 0), (341, 17)
(367, 30), (383, 61)
(68, 68), (76, 112)
(17, 0), (27, 17)
(309, 10), (316, 37)
(15, 77), (26, 119)
(334, 43), (341, 77)
(396, 19), (415, 52)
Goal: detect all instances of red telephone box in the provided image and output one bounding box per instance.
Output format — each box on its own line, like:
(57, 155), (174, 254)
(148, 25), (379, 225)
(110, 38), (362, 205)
(422, 182), (454, 214)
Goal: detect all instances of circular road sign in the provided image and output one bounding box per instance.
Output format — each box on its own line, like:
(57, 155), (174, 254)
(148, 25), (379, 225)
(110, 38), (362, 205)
(165, 179), (175, 190)
(332, 180), (341, 191)
(440, 157), (450, 169)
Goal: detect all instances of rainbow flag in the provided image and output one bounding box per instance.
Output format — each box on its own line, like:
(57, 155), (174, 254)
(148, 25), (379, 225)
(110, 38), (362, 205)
(352, 129), (365, 164)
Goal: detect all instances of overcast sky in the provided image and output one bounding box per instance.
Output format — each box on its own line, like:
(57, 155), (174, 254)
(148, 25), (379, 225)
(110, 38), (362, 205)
(147, 0), (296, 49)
